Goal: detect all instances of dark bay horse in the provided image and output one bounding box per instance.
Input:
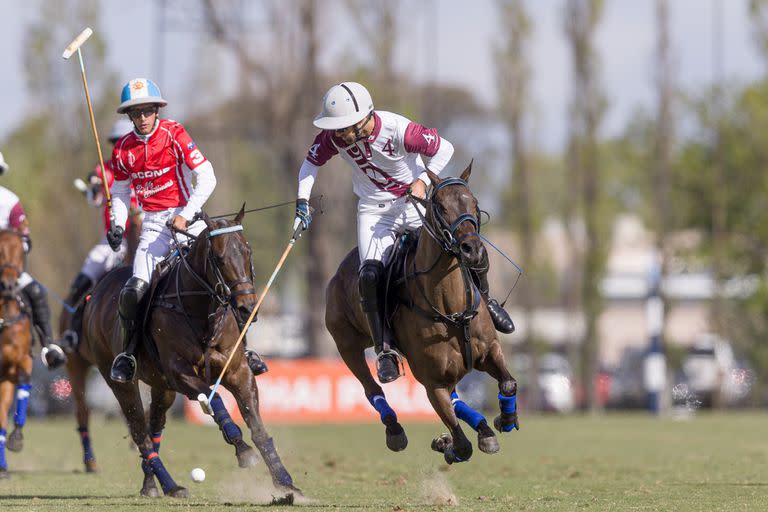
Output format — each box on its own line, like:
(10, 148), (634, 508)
(58, 208), (141, 473)
(326, 163), (519, 464)
(80, 209), (297, 499)
(0, 230), (33, 479)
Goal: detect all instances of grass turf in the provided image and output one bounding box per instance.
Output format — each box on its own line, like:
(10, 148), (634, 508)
(0, 412), (767, 511)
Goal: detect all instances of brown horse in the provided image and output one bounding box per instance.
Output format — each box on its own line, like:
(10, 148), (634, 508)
(0, 230), (33, 479)
(80, 208), (297, 500)
(58, 208), (142, 473)
(326, 163), (519, 464)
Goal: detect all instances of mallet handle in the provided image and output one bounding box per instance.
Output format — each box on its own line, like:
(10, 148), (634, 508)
(76, 48), (114, 227)
(206, 234), (300, 405)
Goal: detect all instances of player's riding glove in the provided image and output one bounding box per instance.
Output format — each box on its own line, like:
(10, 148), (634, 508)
(106, 226), (124, 252)
(293, 198), (312, 231)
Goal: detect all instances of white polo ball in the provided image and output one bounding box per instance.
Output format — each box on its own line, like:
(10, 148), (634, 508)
(190, 467), (206, 483)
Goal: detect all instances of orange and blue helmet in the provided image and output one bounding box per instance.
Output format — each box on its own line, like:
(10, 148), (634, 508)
(117, 78), (167, 114)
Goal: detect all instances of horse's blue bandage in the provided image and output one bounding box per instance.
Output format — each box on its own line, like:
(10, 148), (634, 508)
(498, 392), (517, 415)
(0, 428), (6, 470)
(13, 383), (31, 428)
(264, 437), (293, 488)
(451, 391), (485, 431)
(151, 431), (163, 453)
(368, 395), (397, 423)
(145, 453), (177, 493)
(210, 394), (242, 442)
(78, 427), (95, 463)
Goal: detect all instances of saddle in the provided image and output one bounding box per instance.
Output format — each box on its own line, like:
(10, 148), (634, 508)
(382, 229), (420, 339)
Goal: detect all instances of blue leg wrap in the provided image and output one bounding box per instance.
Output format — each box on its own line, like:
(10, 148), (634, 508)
(210, 394), (242, 443)
(78, 427), (96, 463)
(451, 391), (486, 431)
(368, 394), (397, 423)
(499, 392), (517, 414)
(143, 452), (176, 493)
(0, 428), (7, 470)
(151, 431), (163, 453)
(13, 383), (32, 428)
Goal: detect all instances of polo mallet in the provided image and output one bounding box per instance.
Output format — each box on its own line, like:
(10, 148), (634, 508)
(198, 224), (307, 415)
(63, 27), (115, 231)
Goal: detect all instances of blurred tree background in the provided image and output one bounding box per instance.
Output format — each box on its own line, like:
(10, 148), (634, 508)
(3, 0), (768, 405)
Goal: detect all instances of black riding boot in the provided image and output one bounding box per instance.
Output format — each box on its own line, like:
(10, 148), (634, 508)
(240, 316), (268, 375)
(21, 279), (66, 369)
(61, 273), (94, 352)
(359, 260), (401, 384)
(471, 252), (515, 334)
(110, 277), (148, 383)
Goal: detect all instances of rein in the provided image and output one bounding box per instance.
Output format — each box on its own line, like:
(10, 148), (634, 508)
(401, 178), (483, 370)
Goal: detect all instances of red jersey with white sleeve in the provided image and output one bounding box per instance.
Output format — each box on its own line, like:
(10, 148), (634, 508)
(110, 118), (216, 229)
(90, 162), (139, 234)
(298, 111), (454, 202)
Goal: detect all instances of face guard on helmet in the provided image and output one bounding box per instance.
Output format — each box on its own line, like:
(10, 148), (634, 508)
(313, 82), (374, 138)
(117, 78), (167, 114)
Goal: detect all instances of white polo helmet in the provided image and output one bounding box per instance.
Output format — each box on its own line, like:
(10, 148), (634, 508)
(313, 82), (374, 130)
(117, 78), (167, 114)
(108, 118), (135, 142)
(0, 151), (8, 175)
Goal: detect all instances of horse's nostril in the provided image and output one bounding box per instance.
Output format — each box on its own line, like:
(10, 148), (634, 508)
(460, 242), (474, 256)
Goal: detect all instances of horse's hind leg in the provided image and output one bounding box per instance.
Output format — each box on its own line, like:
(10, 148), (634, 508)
(227, 364), (298, 501)
(106, 379), (188, 498)
(0, 378), (14, 478)
(477, 342), (519, 433)
(331, 321), (408, 452)
(426, 386), (473, 464)
(66, 354), (98, 471)
(137, 386), (177, 497)
(6, 356), (32, 453)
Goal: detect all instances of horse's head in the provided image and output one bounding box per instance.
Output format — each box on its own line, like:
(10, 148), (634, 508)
(422, 161), (484, 267)
(0, 230), (24, 295)
(193, 206), (257, 320)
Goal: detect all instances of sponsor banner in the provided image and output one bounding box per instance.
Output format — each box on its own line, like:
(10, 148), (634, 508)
(184, 359), (437, 424)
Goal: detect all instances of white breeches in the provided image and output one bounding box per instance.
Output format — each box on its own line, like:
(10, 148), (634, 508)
(133, 208), (205, 284)
(356, 197), (423, 268)
(81, 237), (127, 282)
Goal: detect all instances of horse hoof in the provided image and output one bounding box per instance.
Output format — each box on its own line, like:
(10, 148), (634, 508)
(431, 433), (452, 454)
(6, 428), (23, 452)
(385, 423), (408, 452)
(236, 445), (259, 468)
(166, 486), (190, 498)
(140, 486), (160, 498)
(477, 421), (500, 454)
(84, 459), (99, 473)
(494, 413), (520, 433)
(271, 492), (295, 506)
(0, 469), (9, 480)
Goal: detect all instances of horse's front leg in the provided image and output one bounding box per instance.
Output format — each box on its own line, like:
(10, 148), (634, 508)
(477, 341), (519, 432)
(425, 386), (473, 464)
(6, 354), (32, 453)
(226, 362), (298, 502)
(138, 386), (177, 497)
(0, 377), (15, 478)
(65, 353), (98, 472)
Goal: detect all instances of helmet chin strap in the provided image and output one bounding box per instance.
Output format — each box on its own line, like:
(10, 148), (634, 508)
(351, 112), (374, 143)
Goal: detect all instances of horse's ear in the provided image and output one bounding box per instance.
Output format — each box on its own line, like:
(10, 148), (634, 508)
(460, 159), (473, 183)
(199, 210), (215, 230)
(234, 203), (246, 224)
(425, 169), (442, 186)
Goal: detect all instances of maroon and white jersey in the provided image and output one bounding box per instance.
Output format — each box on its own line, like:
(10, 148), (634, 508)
(111, 118), (209, 212)
(300, 111), (454, 202)
(0, 186), (28, 235)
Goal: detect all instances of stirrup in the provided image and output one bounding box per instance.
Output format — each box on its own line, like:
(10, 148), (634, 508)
(376, 349), (403, 384)
(41, 344), (67, 369)
(110, 352), (137, 383)
(245, 350), (269, 376)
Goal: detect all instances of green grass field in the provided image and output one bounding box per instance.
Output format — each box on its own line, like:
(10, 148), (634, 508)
(1, 412), (767, 511)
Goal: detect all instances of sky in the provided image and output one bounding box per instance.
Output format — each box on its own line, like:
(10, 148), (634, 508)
(0, 0), (763, 153)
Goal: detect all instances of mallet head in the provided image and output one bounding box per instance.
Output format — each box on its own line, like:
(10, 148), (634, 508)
(62, 27), (93, 59)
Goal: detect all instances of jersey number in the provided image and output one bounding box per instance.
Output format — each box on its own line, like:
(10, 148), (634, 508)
(189, 149), (204, 166)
